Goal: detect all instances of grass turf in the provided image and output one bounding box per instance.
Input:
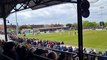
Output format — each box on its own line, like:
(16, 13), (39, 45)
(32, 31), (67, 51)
(20, 30), (107, 52)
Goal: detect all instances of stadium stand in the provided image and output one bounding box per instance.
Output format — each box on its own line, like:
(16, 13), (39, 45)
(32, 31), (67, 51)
(0, 32), (107, 60)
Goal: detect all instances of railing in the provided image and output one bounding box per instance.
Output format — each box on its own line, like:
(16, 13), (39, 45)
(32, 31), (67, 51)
(0, 54), (14, 60)
(46, 47), (77, 60)
(39, 47), (107, 60)
(31, 54), (52, 60)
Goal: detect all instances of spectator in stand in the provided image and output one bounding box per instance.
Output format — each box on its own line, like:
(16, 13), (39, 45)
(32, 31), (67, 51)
(0, 40), (1, 45)
(57, 53), (67, 60)
(74, 47), (78, 53)
(97, 51), (103, 60)
(47, 51), (58, 60)
(16, 45), (29, 60)
(61, 41), (64, 45)
(88, 51), (92, 60)
(16, 44), (21, 59)
(62, 46), (67, 51)
(0, 40), (6, 52)
(56, 42), (59, 45)
(83, 54), (88, 60)
(88, 49), (96, 60)
(103, 51), (107, 60)
(68, 46), (73, 52)
(0, 40), (4, 55)
(55, 45), (62, 50)
(3, 42), (19, 60)
(34, 49), (48, 57)
(83, 48), (87, 53)
(0, 40), (6, 45)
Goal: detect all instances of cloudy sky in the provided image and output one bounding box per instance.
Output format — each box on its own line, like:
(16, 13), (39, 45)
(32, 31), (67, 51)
(0, 0), (107, 25)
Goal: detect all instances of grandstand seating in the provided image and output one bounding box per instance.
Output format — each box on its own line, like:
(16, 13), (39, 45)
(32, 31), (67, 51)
(0, 32), (107, 60)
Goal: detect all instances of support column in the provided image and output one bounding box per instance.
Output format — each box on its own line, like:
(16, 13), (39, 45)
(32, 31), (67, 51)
(15, 12), (18, 36)
(2, 5), (8, 41)
(3, 17), (8, 41)
(77, 0), (83, 60)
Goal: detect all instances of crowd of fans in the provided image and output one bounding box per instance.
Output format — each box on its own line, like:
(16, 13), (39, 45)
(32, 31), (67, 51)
(0, 32), (107, 60)
(0, 31), (5, 35)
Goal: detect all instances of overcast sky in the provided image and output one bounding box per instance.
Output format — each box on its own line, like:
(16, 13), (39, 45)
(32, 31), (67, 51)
(0, 0), (107, 25)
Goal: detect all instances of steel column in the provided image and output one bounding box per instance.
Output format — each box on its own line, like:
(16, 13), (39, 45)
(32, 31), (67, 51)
(2, 5), (8, 41)
(77, 0), (83, 60)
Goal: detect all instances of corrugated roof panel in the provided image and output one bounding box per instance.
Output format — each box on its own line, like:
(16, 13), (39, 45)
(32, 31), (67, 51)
(0, 4), (16, 18)
(28, 0), (74, 10)
(0, 0), (77, 18)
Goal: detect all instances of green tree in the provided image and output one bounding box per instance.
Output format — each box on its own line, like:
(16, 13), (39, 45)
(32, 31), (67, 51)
(83, 20), (90, 27)
(105, 22), (107, 27)
(18, 26), (26, 32)
(88, 22), (98, 28)
(19, 25), (32, 30)
(72, 23), (77, 27)
(93, 22), (99, 27)
(66, 23), (72, 28)
(27, 25), (32, 29)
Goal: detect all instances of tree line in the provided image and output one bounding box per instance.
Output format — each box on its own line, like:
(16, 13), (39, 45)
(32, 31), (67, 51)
(18, 20), (107, 31)
(66, 20), (107, 28)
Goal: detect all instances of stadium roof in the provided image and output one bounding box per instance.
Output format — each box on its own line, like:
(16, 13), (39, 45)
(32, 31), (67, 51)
(0, 0), (77, 18)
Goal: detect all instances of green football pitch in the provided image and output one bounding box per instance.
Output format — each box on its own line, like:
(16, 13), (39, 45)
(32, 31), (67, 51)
(20, 30), (107, 52)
